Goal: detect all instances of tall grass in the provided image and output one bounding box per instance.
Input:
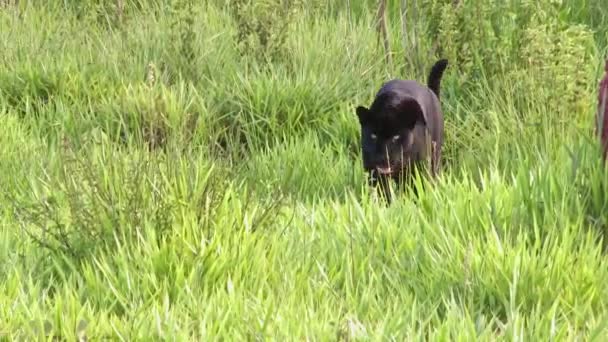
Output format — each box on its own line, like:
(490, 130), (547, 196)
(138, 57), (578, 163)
(1, 0), (608, 339)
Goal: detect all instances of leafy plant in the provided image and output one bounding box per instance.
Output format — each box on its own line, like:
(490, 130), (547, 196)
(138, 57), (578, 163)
(229, 0), (311, 64)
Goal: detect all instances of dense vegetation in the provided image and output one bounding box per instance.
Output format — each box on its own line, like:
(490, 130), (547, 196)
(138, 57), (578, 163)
(1, 0), (608, 339)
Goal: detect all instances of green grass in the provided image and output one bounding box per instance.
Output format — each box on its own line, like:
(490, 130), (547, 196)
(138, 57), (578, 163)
(1, 0), (608, 340)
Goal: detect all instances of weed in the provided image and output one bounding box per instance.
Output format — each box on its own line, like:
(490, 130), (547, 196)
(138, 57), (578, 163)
(229, 0), (312, 65)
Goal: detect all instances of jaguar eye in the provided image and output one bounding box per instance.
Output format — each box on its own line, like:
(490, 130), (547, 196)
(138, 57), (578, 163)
(371, 134), (377, 140)
(392, 135), (401, 142)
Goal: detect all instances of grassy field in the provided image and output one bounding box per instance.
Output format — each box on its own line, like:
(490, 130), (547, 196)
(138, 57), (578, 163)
(1, 0), (608, 339)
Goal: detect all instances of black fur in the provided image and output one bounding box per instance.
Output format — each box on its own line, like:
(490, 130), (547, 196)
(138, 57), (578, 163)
(355, 59), (448, 203)
(427, 59), (448, 97)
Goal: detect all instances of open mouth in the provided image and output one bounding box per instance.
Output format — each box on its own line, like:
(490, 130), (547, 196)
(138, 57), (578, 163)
(375, 166), (393, 175)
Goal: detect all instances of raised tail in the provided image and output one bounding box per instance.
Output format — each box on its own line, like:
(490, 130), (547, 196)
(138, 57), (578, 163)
(427, 59), (449, 98)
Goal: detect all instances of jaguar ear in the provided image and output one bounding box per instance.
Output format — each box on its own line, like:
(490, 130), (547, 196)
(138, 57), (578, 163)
(356, 106), (370, 124)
